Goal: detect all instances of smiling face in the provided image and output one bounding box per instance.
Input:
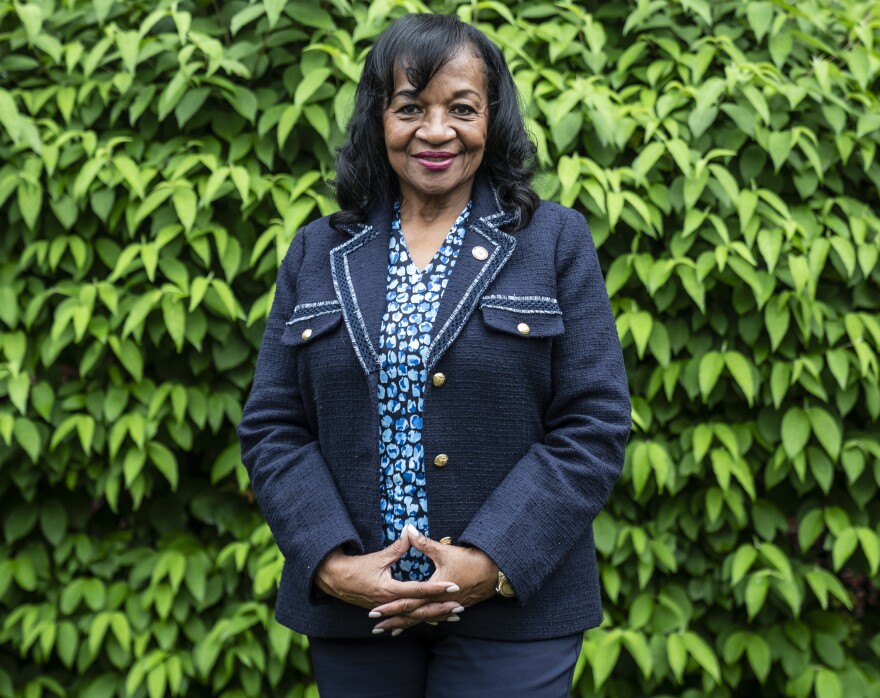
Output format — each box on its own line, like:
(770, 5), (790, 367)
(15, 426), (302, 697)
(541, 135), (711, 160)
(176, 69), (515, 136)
(382, 48), (489, 206)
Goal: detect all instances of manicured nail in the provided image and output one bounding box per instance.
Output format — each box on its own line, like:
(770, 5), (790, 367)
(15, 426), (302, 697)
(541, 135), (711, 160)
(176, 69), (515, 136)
(406, 524), (422, 538)
(391, 628), (404, 637)
(446, 584), (460, 593)
(452, 606), (465, 613)
(368, 611), (382, 618)
(446, 615), (460, 622)
(372, 628), (385, 634)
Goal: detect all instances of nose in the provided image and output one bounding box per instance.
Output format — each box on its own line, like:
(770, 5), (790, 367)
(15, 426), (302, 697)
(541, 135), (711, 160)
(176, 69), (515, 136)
(415, 108), (455, 143)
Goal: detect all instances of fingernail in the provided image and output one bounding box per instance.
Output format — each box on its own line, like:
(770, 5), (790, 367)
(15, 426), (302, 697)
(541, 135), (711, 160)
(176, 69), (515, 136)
(391, 628), (404, 637)
(427, 622), (438, 626)
(446, 584), (460, 593)
(452, 606), (465, 613)
(372, 628), (385, 634)
(446, 615), (460, 622)
(407, 524), (422, 538)
(368, 611), (382, 618)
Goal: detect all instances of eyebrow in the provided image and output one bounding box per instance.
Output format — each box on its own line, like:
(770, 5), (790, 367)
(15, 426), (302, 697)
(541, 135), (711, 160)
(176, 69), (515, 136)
(391, 88), (483, 102)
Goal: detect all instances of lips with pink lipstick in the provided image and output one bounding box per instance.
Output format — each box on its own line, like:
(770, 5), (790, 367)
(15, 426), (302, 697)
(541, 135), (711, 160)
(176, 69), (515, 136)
(414, 151), (458, 171)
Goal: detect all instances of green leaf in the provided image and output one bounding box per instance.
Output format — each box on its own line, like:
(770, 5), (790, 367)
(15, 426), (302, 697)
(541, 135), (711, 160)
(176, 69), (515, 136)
(666, 633), (687, 683)
(731, 546), (757, 586)
(831, 528), (858, 571)
(815, 668), (842, 698)
(93, 0), (114, 24)
(698, 351), (724, 401)
(723, 351), (755, 406)
(805, 407), (842, 461)
(175, 88), (211, 128)
(767, 131), (792, 172)
(17, 181), (42, 231)
(591, 632), (621, 690)
(781, 408), (809, 459)
(856, 528), (880, 576)
(7, 372), (29, 414)
(149, 442), (179, 490)
(745, 573), (769, 619)
(294, 69), (332, 107)
(629, 311), (652, 359)
(134, 187), (174, 228)
(745, 634), (771, 682)
(737, 190), (758, 230)
(4, 503), (37, 543)
(230, 4), (265, 35)
(746, 2), (773, 41)
(172, 186), (197, 232)
(122, 290), (162, 338)
(228, 87), (258, 123)
(39, 501), (68, 546)
(158, 71), (188, 121)
(13, 418), (41, 463)
(161, 296), (187, 352)
(798, 509), (824, 552)
(116, 29), (140, 73)
(264, 0), (287, 27)
(682, 631), (721, 683)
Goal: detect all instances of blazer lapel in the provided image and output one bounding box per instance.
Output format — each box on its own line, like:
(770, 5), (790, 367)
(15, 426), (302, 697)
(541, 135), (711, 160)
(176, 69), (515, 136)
(423, 171), (517, 372)
(329, 169), (518, 377)
(329, 208), (392, 376)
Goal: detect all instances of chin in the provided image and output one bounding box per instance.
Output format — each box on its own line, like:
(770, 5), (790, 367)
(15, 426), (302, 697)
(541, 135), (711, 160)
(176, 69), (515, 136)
(407, 172), (475, 198)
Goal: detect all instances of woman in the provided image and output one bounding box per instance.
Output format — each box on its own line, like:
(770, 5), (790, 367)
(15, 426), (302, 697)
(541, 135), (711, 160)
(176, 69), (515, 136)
(237, 12), (631, 697)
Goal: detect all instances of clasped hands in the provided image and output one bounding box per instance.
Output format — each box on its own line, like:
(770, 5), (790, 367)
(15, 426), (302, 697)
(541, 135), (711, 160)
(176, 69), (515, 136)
(314, 525), (498, 635)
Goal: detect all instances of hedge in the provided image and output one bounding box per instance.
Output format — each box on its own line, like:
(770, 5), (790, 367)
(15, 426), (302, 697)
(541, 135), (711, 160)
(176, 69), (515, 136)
(0, 0), (878, 696)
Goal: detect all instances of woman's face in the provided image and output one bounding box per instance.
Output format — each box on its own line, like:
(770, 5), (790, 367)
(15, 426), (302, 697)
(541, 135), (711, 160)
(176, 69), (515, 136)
(382, 49), (489, 205)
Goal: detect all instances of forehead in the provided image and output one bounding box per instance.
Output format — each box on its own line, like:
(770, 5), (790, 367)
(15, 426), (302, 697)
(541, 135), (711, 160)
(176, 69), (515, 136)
(392, 49), (487, 96)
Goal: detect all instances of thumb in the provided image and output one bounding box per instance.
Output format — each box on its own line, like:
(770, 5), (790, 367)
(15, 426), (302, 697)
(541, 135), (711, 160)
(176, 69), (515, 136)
(405, 525), (443, 561)
(381, 527), (414, 563)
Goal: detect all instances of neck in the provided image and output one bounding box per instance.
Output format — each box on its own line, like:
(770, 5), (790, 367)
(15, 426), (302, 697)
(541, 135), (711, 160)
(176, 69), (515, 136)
(397, 181), (473, 225)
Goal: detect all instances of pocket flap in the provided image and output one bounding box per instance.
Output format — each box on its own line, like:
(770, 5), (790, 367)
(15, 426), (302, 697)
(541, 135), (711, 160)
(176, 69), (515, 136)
(281, 301), (343, 346)
(479, 295), (564, 338)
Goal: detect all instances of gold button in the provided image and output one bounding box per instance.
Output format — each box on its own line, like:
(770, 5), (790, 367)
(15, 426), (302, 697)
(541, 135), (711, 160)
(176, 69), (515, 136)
(439, 536), (452, 545)
(433, 454), (448, 468)
(301, 328), (313, 340)
(517, 322), (530, 335)
(432, 372), (446, 387)
(472, 245), (489, 261)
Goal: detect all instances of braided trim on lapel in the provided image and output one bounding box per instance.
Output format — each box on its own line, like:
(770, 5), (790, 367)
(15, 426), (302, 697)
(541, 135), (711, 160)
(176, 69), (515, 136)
(422, 215), (517, 373)
(329, 226), (382, 375)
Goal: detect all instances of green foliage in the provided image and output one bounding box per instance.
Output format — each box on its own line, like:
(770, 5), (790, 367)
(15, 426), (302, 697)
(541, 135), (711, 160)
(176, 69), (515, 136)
(1, 0), (878, 696)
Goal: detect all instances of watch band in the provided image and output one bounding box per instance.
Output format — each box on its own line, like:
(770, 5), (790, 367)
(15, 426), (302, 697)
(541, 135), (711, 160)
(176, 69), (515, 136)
(495, 570), (516, 598)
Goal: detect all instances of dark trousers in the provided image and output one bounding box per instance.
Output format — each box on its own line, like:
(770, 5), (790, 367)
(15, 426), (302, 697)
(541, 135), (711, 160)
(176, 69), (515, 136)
(308, 625), (582, 697)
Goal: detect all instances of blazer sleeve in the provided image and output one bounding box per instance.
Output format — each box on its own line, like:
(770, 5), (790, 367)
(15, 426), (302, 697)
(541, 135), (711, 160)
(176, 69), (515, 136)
(458, 206), (632, 606)
(237, 227), (364, 598)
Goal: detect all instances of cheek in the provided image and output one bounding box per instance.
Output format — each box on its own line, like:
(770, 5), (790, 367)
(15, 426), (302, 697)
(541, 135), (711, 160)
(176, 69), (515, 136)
(464, 127), (488, 155)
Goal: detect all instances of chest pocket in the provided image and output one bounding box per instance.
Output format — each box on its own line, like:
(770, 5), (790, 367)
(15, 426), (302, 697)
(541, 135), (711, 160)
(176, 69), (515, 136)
(280, 300), (344, 346)
(479, 295), (564, 338)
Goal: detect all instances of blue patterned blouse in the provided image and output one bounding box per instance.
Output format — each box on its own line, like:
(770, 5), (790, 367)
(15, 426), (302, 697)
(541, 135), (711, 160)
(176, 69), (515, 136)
(377, 199), (471, 582)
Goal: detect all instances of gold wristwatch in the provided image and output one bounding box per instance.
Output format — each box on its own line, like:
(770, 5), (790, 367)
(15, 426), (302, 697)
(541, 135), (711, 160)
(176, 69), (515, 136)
(495, 570), (516, 598)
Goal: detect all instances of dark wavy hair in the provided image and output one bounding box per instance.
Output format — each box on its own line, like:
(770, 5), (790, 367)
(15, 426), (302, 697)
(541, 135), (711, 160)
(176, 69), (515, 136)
(329, 13), (539, 231)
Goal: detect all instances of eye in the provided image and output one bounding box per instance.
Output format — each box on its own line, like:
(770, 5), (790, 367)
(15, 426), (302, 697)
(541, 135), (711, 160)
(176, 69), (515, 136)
(397, 104), (421, 115)
(451, 104), (477, 116)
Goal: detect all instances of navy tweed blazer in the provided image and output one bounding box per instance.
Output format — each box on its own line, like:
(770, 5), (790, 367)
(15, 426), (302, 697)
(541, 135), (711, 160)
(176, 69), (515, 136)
(237, 169), (632, 641)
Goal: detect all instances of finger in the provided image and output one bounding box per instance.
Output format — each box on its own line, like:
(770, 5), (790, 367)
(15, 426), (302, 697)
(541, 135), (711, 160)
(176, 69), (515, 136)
(373, 612), (423, 633)
(406, 525), (446, 563)
(374, 605), (463, 632)
(369, 597), (432, 618)
(403, 601), (464, 621)
(379, 528), (414, 563)
(384, 579), (460, 600)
